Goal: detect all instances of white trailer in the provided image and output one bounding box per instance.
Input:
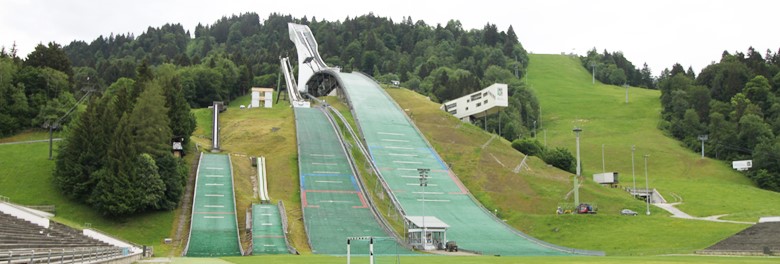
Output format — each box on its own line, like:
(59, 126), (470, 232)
(592, 172), (618, 184)
(732, 160), (752, 171)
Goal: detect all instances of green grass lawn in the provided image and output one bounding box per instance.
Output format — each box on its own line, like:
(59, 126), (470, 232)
(0, 140), (176, 256)
(384, 53), (779, 255)
(385, 87), (745, 255)
(525, 54), (780, 220)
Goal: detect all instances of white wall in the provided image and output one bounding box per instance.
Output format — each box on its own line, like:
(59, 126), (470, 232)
(0, 202), (50, 228)
(84, 229), (143, 254)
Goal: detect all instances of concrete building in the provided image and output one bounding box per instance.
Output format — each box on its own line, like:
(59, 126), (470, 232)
(441, 83), (509, 122)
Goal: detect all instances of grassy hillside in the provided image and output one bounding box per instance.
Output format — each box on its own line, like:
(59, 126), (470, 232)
(0, 140), (176, 255)
(526, 54), (780, 221)
(189, 94), (309, 254)
(386, 87), (745, 255)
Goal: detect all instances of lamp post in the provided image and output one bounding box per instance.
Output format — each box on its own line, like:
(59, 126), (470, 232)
(631, 145), (636, 195)
(698, 135), (708, 159)
(644, 154), (650, 216)
(590, 62), (597, 85)
(624, 84), (629, 104)
(601, 144), (605, 173)
(573, 127), (582, 207)
(418, 168), (430, 248)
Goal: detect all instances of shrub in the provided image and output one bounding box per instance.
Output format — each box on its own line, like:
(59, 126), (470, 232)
(511, 138), (544, 156)
(541, 147), (576, 173)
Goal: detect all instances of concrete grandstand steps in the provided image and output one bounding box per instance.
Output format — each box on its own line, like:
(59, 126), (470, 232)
(0, 212), (110, 250)
(699, 221), (780, 255)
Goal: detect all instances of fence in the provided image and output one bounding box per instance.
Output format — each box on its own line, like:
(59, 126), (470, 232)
(0, 247), (125, 264)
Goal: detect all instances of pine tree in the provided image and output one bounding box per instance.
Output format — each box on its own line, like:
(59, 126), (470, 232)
(135, 153), (166, 209)
(128, 82), (172, 158)
(54, 97), (98, 200)
(89, 113), (137, 215)
(503, 25), (519, 56)
(155, 154), (186, 210)
(156, 75), (195, 145)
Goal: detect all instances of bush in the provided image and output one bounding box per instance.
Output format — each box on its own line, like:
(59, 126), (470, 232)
(541, 147), (576, 173)
(748, 169), (780, 192)
(511, 138), (544, 156)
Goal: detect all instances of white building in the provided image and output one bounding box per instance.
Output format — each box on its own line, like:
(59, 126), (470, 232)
(404, 216), (449, 251)
(251, 87), (274, 108)
(441, 83), (509, 122)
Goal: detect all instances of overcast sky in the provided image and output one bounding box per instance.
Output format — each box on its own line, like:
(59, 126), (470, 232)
(1, 0), (777, 76)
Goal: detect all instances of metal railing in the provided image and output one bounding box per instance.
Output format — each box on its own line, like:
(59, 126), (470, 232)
(316, 102), (413, 251)
(0, 246), (126, 264)
(277, 201), (298, 255)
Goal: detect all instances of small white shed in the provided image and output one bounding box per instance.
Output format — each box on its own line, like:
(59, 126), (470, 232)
(405, 216), (449, 251)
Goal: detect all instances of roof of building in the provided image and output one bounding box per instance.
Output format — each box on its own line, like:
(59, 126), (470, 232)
(405, 216), (449, 229)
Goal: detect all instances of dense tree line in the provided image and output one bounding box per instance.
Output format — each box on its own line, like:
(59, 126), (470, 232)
(56, 12), (539, 141)
(0, 43), (80, 137)
(659, 47), (780, 192)
(580, 48), (655, 88)
(54, 62), (195, 216)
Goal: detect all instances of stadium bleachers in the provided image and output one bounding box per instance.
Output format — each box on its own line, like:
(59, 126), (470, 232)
(0, 211), (126, 263)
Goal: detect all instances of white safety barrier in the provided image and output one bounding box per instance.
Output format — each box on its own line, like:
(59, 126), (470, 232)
(0, 201), (50, 228)
(83, 228), (143, 254)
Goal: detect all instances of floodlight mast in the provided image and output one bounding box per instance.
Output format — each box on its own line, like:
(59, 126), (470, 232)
(624, 84), (629, 103)
(631, 145), (636, 195)
(573, 127), (582, 207)
(698, 135), (708, 159)
(418, 168), (430, 249)
(644, 154), (651, 216)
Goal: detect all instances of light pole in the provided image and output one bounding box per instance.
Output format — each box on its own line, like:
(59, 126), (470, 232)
(533, 120), (537, 138)
(498, 111), (502, 136)
(573, 127), (582, 207)
(698, 135), (708, 159)
(631, 145), (636, 195)
(644, 154), (650, 216)
(590, 62), (597, 85)
(624, 84), (629, 104)
(601, 144), (605, 173)
(418, 168), (430, 248)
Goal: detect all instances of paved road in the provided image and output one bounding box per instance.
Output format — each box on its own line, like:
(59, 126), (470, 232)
(0, 138), (62, 145)
(653, 202), (754, 224)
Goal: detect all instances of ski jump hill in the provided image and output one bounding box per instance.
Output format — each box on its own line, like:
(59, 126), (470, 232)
(285, 23), (603, 256)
